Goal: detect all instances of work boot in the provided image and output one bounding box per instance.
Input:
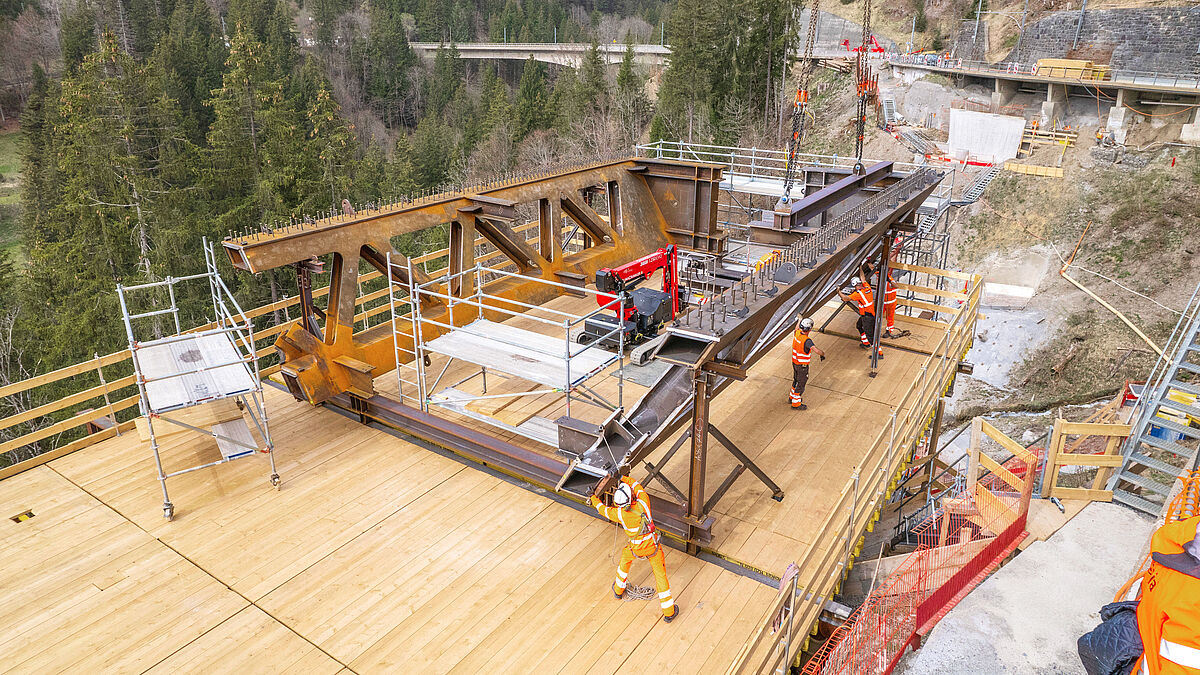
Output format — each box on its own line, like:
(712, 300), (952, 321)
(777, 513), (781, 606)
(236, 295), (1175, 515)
(613, 584), (625, 600)
(795, 403), (807, 411)
(663, 606), (680, 623)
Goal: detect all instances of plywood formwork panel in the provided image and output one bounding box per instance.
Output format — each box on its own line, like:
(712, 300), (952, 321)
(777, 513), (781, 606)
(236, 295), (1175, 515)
(8, 377), (781, 674)
(144, 606), (343, 674)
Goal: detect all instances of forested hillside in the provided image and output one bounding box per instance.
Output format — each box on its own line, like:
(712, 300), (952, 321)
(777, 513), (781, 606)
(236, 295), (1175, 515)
(0, 0), (802, 457)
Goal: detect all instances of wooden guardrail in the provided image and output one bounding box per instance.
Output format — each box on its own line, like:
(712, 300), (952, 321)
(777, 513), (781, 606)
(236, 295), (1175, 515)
(0, 222), (550, 480)
(1040, 419), (1130, 502)
(1004, 162), (1064, 178)
(728, 265), (982, 674)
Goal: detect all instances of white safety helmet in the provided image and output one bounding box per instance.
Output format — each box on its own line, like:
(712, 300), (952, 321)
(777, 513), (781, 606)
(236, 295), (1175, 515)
(799, 317), (814, 331)
(612, 482), (633, 508)
(850, 276), (862, 286)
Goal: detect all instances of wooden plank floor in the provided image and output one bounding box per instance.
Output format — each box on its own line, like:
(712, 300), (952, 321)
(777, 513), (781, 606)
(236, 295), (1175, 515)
(0, 288), (948, 673)
(376, 292), (944, 577)
(3, 381), (778, 673)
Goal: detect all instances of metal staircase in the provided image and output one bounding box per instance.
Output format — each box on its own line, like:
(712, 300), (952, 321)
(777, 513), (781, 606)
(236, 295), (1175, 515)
(899, 129), (933, 156)
(881, 98), (898, 125)
(954, 165), (1000, 205)
(1111, 283), (1200, 516)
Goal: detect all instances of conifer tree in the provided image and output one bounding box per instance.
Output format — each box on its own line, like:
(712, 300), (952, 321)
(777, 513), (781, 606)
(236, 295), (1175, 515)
(513, 56), (550, 142)
(579, 39), (609, 114)
(307, 81), (356, 209)
(23, 34), (198, 362)
(615, 32), (649, 146)
(152, 0), (228, 143)
(365, 0), (417, 128)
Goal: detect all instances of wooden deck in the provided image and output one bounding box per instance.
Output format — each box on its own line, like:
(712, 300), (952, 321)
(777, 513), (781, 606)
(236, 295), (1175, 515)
(0, 291), (948, 674)
(0, 383), (778, 673)
(380, 293), (941, 576)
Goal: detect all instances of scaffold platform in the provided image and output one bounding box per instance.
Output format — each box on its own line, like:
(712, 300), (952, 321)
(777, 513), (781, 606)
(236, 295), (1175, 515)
(425, 319), (618, 389)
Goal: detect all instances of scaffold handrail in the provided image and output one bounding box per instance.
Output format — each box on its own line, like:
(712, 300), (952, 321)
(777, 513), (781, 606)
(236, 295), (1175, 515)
(390, 257), (627, 422)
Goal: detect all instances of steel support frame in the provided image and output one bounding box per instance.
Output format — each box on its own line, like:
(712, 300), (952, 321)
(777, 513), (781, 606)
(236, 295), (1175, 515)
(324, 390), (713, 543)
(224, 156), (723, 405)
(587, 169), (944, 530)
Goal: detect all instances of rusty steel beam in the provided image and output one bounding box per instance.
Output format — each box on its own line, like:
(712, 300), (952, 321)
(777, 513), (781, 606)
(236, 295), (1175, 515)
(323, 390), (713, 544)
(555, 166), (946, 517)
(222, 156), (723, 405)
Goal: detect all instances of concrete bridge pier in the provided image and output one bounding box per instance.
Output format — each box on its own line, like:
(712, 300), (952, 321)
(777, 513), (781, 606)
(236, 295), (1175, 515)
(1182, 108), (1200, 145)
(1041, 83), (1069, 126)
(1106, 89), (1144, 144)
(991, 79), (1019, 113)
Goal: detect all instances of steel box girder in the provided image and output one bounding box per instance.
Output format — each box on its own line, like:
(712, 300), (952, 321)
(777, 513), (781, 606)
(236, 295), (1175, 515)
(771, 161), (893, 229)
(661, 173), (943, 376)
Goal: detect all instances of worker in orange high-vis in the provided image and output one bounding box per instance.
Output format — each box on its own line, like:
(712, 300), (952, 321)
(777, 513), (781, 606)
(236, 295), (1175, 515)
(881, 272), (902, 338)
(1136, 515), (1200, 674)
(838, 277), (884, 359)
(790, 316), (826, 410)
(589, 476), (679, 622)
(860, 259), (905, 339)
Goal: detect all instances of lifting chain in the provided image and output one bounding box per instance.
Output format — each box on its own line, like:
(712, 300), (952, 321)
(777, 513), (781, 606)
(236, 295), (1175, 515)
(853, 0), (874, 173)
(781, 0), (823, 204)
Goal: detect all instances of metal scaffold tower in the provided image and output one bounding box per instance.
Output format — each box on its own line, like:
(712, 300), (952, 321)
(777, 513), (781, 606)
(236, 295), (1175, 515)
(118, 239), (279, 521)
(1111, 282), (1200, 516)
(385, 252), (628, 449)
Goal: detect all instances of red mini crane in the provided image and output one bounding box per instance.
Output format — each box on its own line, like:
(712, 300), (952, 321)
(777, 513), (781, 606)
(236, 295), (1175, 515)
(580, 244), (682, 348)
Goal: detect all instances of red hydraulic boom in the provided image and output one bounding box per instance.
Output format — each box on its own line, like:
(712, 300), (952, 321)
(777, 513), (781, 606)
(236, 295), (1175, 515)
(594, 244), (680, 319)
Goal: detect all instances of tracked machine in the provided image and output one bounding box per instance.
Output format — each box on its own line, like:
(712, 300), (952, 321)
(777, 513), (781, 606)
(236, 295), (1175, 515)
(579, 244), (685, 349)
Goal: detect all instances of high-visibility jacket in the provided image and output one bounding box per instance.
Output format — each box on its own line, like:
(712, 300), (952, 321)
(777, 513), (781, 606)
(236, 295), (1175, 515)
(1137, 516), (1200, 674)
(590, 477), (660, 557)
(792, 329), (814, 365)
(883, 274), (897, 307)
(851, 284), (875, 316)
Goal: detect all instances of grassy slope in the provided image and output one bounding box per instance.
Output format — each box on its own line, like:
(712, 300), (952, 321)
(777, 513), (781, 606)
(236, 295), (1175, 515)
(957, 149), (1200, 414)
(0, 128), (22, 264)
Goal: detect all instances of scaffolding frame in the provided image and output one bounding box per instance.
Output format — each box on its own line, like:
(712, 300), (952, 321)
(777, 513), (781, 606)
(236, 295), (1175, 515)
(117, 238), (278, 521)
(387, 256), (628, 446)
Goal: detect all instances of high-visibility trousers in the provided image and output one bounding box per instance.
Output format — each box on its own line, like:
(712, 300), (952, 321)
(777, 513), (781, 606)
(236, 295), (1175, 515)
(856, 313), (883, 354)
(884, 302), (896, 331)
(614, 544), (676, 617)
(790, 363), (809, 408)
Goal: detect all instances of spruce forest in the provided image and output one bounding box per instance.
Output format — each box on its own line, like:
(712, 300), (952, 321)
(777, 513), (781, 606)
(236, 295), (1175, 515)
(0, 0), (802, 460)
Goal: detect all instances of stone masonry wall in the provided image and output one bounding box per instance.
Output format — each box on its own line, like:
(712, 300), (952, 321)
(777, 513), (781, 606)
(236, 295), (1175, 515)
(799, 9), (900, 52)
(1005, 7), (1200, 74)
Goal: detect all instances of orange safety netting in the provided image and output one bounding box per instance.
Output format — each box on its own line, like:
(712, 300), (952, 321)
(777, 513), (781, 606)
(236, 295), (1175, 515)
(802, 452), (1038, 675)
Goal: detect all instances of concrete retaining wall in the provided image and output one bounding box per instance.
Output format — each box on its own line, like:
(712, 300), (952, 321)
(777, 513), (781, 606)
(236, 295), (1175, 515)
(801, 9), (900, 52)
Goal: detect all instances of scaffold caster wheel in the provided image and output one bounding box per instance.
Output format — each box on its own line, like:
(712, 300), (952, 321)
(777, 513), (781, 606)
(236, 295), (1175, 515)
(270, 474), (281, 490)
(163, 503), (174, 521)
